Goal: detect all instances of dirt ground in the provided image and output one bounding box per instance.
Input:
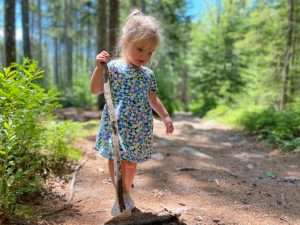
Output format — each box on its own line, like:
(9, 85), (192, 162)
(40, 116), (300, 225)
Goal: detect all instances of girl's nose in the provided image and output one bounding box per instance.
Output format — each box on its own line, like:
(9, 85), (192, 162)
(142, 53), (150, 60)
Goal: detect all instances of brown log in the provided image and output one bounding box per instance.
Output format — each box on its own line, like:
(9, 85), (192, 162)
(104, 209), (184, 225)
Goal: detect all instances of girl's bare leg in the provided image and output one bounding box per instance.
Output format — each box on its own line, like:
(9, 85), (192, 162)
(108, 160), (137, 194)
(122, 160), (137, 194)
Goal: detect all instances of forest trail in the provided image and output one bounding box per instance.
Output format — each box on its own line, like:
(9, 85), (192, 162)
(42, 116), (300, 225)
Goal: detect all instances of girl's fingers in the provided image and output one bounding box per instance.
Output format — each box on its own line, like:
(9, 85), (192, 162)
(96, 56), (109, 63)
(97, 51), (110, 57)
(96, 52), (110, 60)
(165, 122), (174, 134)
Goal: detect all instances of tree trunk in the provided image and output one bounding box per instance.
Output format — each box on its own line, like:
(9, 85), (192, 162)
(5, 0), (16, 66)
(64, 0), (73, 90)
(38, 0), (42, 65)
(108, 0), (119, 55)
(131, 0), (138, 9)
(54, 37), (60, 87)
(289, 2), (299, 99)
(86, 18), (92, 69)
(280, 0), (294, 110)
(141, 0), (146, 13)
(97, 0), (107, 55)
(180, 64), (189, 111)
(97, 0), (108, 110)
(21, 0), (31, 59)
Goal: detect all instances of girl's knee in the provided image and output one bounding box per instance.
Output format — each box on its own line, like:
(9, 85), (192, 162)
(123, 160), (137, 169)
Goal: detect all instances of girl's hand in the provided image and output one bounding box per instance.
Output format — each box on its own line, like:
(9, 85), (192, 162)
(96, 50), (110, 68)
(162, 116), (174, 134)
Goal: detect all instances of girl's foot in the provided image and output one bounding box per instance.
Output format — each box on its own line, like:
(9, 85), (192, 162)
(111, 194), (135, 217)
(124, 193), (135, 210)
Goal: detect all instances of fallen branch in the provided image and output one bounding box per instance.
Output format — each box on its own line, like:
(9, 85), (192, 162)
(67, 152), (88, 203)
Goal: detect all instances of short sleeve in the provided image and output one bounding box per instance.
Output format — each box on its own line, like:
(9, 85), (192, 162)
(107, 60), (117, 74)
(149, 71), (158, 93)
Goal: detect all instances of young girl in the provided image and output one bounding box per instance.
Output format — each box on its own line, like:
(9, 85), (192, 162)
(90, 9), (174, 217)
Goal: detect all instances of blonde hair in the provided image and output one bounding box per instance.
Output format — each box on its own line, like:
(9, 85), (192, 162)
(118, 9), (161, 56)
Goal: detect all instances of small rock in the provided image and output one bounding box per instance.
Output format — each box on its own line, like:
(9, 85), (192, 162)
(195, 215), (203, 221)
(251, 183), (257, 187)
(233, 152), (266, 161)
(176, 167), (198, 172)
(98, 168), (104, 173)
(277, 200), (282, 205)
(152, 152), (165, 161)
(240, 198), (249, 204)
(102, 177), (112, 184)
(152, 189), (164, 198)
(213, 218), (221, 223)
(158, 140), (170, 146)
(282, 176), (300, 184)
(246, 163), (254, 170)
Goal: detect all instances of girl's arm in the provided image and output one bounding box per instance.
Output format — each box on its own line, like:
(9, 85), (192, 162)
(149, 91), (174, 134)
(90, 51), (110, 95)
(90, 66), (105, 95)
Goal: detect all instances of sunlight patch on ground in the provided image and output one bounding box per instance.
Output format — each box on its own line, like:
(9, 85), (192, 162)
(179, 147), (213, 159)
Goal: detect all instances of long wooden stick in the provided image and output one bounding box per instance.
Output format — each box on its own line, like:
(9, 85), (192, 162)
(102, 62), (126, 212)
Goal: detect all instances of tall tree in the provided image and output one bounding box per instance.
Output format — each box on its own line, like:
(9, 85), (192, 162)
(96, 0), (108, 110)
(189, 0), (247, 115)
(97, 0), (107, 53)
(37, 0), (42, 65)
(280, 0), (294, 110)
(130, 0), (138, 9)
(4, 0), (16, 66)
(108, 0), (119, 55)
(84, 1), (94, 68)
(141, 0), (146, 12)
(146, 0), (192, 113)
(46, 0), (64, 88)
(63, 0), (74, 89)
(21, 0), (31, 58)
(289, 2), (300, 99)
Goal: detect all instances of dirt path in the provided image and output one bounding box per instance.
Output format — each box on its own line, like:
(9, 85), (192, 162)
(43, 117), (300, 225)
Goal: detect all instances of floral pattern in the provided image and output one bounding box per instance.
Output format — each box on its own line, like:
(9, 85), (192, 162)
(95, 59), (157, 163)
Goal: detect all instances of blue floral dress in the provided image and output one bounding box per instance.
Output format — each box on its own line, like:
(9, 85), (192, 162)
(95, 59), (158, 163)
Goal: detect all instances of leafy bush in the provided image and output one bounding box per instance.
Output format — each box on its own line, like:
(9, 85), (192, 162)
(59, 75), (96, 108)
(240, 108), (300, 151)
(42, 120), (82, 175)
(0, 60), (81, 219)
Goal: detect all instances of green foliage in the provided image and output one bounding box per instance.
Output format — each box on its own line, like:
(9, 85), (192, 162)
(240, 108), (300, 151)
(59, 75), (96, 108)
(146, 0), (192, 112)
(42, 121), (82, 174)
(0, 60), (81, 219)
(0, 60), (57, 215)
(189, 1), (247, 115)
(152, 51), (180, 115)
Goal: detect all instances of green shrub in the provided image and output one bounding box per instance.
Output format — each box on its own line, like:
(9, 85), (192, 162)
(42, 120), (82, 175)
(240, 108), (300, 151)
(0, 60), (58, 215)
(0, 60), (81, 219)
(59, 75), (96, 108)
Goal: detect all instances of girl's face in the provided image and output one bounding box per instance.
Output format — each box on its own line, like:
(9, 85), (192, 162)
(124, 39), (157, 67)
